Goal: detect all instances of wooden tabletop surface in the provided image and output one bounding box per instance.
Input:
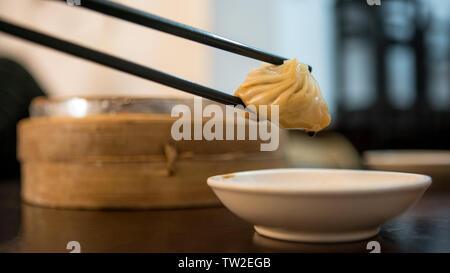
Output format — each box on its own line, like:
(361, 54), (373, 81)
(0, 180), (449, 253)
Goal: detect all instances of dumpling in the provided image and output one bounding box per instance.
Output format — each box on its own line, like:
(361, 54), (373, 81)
(234, 58), (331, 132)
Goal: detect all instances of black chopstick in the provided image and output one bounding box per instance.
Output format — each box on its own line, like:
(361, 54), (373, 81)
(54, 0), (312, 72)
(0, 18), (245, 107)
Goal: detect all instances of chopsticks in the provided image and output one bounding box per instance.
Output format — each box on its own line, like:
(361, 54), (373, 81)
(0, 18), (244, 107)
(53, 0), (312, 72)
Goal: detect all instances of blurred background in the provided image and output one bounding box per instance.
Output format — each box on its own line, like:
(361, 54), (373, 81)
(0, 0), (449, 179)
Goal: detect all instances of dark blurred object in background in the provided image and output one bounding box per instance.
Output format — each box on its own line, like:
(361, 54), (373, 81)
(0, 58), (45, 181)
(335, 0), (449, 152)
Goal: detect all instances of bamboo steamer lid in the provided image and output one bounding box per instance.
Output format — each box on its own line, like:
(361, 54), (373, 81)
(18, 97), (286, 209)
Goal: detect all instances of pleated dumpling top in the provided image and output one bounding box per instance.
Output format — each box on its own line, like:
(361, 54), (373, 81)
(234, 59), (331, 132)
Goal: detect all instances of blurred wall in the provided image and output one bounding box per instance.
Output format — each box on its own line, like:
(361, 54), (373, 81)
(0, 0), (212, 98)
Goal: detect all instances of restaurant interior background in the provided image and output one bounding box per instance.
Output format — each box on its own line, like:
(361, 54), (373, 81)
(0, 0), (448, 177)
(0, 0), (449, 254)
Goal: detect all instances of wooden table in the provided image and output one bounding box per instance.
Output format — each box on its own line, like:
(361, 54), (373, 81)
(0, 180), (449, 253)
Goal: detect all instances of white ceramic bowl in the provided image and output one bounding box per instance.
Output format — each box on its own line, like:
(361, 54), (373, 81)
(207, 169), (431, 243)
(363, 150), (450, 179)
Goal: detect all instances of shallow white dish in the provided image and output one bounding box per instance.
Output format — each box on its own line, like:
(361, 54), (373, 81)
(207, 168), (431, 243)
(363, 150), (450, 179)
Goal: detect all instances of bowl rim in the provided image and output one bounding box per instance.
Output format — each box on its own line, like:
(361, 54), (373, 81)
(207, 168), (432, 195)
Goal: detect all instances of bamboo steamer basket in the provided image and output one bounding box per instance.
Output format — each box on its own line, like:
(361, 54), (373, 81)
(18, 97), (286, 209)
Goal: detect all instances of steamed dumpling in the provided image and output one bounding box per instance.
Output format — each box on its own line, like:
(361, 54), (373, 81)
(234, 59), (331, 132)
